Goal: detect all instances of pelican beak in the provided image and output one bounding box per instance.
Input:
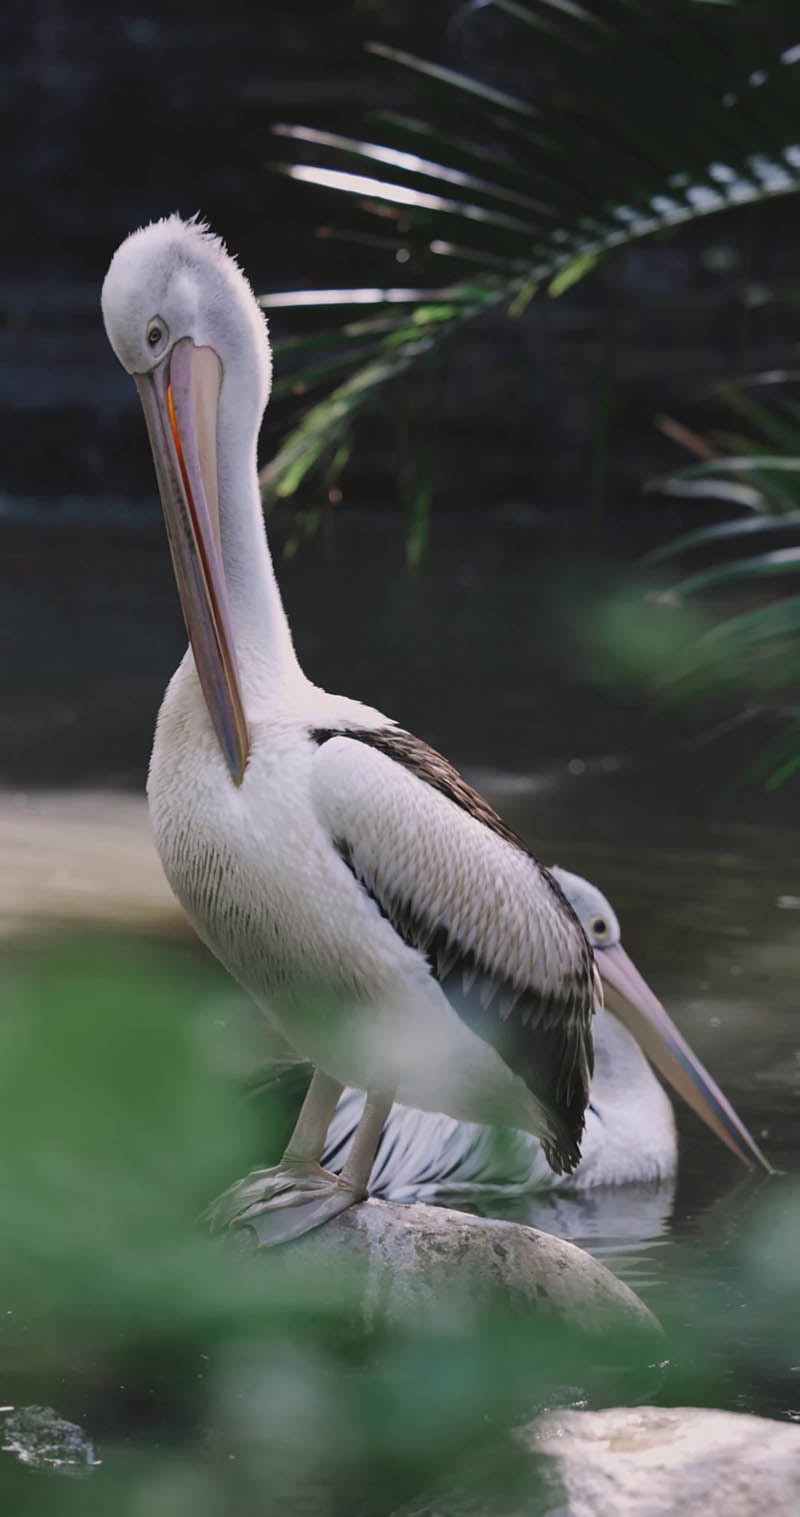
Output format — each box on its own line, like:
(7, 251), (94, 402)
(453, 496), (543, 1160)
(134, 337), (249, 784)
(597, 942), (773, 1173)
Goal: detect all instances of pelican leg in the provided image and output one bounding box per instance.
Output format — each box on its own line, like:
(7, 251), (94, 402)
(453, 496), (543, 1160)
(338, 1088), (395, 1196)
(204, 1075), (393, 1247)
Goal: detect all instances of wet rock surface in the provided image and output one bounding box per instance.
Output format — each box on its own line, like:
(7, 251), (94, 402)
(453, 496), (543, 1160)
(249, 1197), (660, 1340)
(0, 1404), (99, 1474)
(526, 1405), (800, 1516)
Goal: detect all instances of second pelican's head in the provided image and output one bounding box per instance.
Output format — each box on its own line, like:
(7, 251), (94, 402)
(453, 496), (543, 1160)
(550, 866), (772, 1174)
(102, 216), (271, 786)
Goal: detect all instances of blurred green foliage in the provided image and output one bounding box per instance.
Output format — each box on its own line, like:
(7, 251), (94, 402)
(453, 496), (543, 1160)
(262, 0), (800, 523)
(1, 939), (797, 1512)
(586, 377), (800, 787)
(0, 940), (622, 1513)
(655, 379), (800, 773)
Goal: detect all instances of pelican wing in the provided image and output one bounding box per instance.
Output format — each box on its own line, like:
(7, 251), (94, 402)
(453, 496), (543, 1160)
(310, 726), (597, 1172)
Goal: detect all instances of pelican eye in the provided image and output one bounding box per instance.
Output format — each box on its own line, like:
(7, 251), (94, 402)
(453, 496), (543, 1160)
(588, 914), (610, 942)
(147, 319), (167, 350)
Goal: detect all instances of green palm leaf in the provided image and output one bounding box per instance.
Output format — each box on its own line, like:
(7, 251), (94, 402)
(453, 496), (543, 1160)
(645, 512), (800, 564)
(646, 372), (800, 784)
(670, 545), (800, 595)
(261, 0), (800, 505)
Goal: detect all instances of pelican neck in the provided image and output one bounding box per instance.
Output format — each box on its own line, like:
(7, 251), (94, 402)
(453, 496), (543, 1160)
(214, 404), (302, 699)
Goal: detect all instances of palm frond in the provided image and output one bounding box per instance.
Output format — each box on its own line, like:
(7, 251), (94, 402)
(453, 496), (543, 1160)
(670, 544), (800, 595)
(261, 0), (800, 504)
(651, 369), (800, 517)
(645, 512), (800, 564)
(646, 373), (800, 784)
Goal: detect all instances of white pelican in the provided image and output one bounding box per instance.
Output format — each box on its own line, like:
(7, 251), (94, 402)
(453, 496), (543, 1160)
(321, 868), (772, 1198)
(101, 217), (767, 1246)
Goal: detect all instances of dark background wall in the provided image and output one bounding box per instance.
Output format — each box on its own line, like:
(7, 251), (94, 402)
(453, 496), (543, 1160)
(3, 0), (800, 524)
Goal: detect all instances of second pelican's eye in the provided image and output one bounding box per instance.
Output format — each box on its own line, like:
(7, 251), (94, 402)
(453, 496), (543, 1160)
(589, 914), (610, 942)
(147, 319), (167, 349)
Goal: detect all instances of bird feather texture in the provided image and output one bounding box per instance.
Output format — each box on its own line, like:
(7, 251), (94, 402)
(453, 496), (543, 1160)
(310, 726), (596, 1171)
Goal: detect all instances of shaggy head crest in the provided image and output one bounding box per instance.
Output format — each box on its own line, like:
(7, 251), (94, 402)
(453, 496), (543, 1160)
(101, 213), (271, 408)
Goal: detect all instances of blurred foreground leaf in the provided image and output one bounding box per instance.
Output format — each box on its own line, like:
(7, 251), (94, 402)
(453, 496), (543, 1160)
(0, 940), (265, 1363)
(0, 938), (654, 1514)
(1, 939), (797, 1513)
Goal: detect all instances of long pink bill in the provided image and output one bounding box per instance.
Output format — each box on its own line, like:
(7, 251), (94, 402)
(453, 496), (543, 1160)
(134, 338), (250, 785)
(598, 942), (773, 1173)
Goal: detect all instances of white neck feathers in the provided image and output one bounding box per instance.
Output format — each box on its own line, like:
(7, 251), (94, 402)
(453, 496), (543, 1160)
(213, 364), (303, 705)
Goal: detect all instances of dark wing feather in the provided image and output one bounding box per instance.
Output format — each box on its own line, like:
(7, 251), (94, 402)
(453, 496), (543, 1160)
(311, 725), (597, 1174)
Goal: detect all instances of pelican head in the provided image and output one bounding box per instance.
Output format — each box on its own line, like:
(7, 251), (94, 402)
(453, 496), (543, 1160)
(550, 866), (772, 1172)
(102, 216), (271, 785)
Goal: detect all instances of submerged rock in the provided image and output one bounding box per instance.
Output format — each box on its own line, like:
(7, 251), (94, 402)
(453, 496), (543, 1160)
(526, 1405), (800, 1516)
(247, 1196), (660, 1341)
(0, 1405), (100, 1474)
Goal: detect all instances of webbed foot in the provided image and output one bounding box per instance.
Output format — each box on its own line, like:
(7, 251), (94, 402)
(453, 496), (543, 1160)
(203, 1159), (363, 1247)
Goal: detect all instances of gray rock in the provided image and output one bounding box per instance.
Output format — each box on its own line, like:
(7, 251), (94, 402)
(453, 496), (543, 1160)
(525, 1405), (800, 1516)
(1, 1404), (100, 1474)
(249, 1196), (660, 1340)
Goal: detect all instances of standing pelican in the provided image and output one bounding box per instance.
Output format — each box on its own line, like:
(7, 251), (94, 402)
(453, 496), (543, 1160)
(102, 216), (597, 1242)
(99, 217), (758, 1248)
(321, 868), (771, 1199)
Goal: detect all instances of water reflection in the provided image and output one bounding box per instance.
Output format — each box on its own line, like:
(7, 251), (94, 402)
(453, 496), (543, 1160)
(480, 1177), (675, 1274)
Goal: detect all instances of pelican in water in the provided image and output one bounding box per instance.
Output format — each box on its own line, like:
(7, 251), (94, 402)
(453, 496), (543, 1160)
(102, 217), (766, 1246)
(321, 868), (771, 1199)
